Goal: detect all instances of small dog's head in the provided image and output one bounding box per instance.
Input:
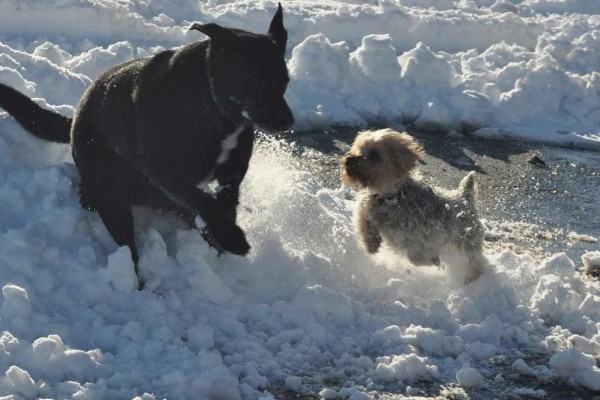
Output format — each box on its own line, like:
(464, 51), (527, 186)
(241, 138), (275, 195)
(341, 129), (424, 194)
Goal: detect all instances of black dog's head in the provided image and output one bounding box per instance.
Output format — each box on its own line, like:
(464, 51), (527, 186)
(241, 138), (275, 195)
(190, 3), (294, 133)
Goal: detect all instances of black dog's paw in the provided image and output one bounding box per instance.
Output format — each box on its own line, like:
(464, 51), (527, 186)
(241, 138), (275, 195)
(203, 223), (250, 256)
(218, 223), (251, 256)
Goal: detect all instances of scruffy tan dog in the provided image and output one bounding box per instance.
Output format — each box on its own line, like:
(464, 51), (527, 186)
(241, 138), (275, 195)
(341, 128), (487, 283)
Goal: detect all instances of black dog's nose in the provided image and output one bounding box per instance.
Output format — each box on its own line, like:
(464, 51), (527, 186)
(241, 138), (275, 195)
(275, 108), (294, 130)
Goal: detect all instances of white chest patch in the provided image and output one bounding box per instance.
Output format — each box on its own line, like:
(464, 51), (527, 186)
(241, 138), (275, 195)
(195, 125), (248, 190)
(216, 125), (246, 165)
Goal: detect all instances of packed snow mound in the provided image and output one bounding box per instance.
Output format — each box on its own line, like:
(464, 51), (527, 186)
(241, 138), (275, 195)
(1, 0), (600, 398)
(1, 0), (600, 149)
(0, 125), (599, 398)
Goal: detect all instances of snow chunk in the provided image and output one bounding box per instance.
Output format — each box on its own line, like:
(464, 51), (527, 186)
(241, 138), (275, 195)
(456, 367), (484, 388)
(536, 253), (576, 278)
(376, 354), (439, 383)
(512, 358), (532, 375)
(578, 293), (600, 320)
(399, 42), (460, 89)
(531, 273), (585, 332)
(402, 325), (462, 357)
(1, 285), (31, 335)
(567, 231), (598, 243)
(457, 313), (503, 344)
(549, 347), (600, 391)
(176, 234), (234, 305)
(285, 376), (302, 392)
(319, 388), (338, 399)
(292, 285), (354, 326)
(582, 251), (600, 276)
(106, 246), (138, 294)
(569, 334), (600, 357)
(5, 365), (37, 398)
(350, 34), (400, 81)
(187, 324), (214, 351)
(467, 342), (497, 361)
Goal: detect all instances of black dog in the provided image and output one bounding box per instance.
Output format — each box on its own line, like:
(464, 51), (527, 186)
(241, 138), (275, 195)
(0, 4), (293, 287)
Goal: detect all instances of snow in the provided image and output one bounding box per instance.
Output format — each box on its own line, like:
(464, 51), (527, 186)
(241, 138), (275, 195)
(1, 0), (600, 148)
(0, 0), (599, 399)
(284, 376), (302, 392)
(455, 367), (484, 388)
(106, 247), (138, 294)
(549, 347), (600, 391)
(583, 251), (600, 275)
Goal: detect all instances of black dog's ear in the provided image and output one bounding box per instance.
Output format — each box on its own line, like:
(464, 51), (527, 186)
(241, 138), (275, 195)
(268, 3), (287, 54)
(189, 23), (234, 45)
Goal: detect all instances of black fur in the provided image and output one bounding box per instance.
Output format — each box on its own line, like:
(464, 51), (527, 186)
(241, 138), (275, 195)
(0, 4), (293, 288)
(0, 84), (71, 143)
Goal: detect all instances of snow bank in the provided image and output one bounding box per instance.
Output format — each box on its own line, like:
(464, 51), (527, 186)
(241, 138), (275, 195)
(1, 124), (598, 397)
(0, 0), (600, 399)
(1, 0), (600, 148)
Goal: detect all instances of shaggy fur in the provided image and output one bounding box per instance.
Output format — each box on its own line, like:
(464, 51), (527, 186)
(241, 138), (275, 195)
(342, 128), (487, 283)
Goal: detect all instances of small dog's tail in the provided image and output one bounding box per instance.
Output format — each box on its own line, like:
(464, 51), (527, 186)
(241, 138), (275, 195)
(459, 171), (477, 202)
(0, 83), (71, 143)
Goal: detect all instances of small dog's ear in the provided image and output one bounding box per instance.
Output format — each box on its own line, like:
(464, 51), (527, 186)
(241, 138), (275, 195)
(189, 23), (234, 45)
(268, 3), (288, 55)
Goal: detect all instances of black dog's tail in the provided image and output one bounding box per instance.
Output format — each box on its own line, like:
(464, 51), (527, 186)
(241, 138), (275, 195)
(0, 83), (72, 143)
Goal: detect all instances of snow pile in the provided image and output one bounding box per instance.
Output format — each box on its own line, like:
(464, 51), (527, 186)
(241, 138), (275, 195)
(0, 0), (599, 399)
(455, 367), (484, 388)
(549, 348), (600, 391)
(286, 10), (600, 149)
(0, 128), (598, 398)
(1, 0), (600, 148)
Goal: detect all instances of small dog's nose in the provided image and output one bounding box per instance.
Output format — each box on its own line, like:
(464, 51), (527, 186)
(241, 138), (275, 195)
(345, 155), (361, 168)
(344, 155), (364, 174)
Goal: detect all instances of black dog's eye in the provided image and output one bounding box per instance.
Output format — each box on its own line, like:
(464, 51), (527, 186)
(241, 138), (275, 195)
(368, 150), (381, 162)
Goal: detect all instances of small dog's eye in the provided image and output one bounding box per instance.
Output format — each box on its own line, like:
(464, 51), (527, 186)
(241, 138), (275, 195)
(368, 150), (381, 162)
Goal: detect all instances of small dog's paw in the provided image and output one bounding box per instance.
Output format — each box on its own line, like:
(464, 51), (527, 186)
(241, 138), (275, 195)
(463, 266), (484, 284)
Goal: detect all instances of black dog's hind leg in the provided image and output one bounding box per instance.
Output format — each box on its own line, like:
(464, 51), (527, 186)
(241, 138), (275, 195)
(73, 133), (143, 289)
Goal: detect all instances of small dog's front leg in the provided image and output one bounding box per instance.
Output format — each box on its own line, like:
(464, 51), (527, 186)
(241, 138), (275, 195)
(407, 249), (440, 267)
(356, 212), (382, 254)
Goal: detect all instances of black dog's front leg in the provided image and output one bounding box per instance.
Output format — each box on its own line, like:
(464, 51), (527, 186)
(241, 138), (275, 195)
(213, 126), (254, 221)
(145, 171), (250, 255)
